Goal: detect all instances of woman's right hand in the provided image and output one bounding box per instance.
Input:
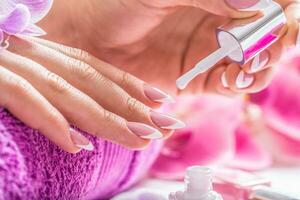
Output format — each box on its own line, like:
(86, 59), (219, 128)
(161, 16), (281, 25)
(45, 0), (299, 96)
(0, 36), (184, 153)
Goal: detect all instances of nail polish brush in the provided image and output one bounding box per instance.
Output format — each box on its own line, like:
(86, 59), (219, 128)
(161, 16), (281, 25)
(176, 1), (286, 90)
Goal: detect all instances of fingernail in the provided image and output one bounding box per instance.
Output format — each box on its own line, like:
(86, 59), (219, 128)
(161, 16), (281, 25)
(297, 23), (300, 47)
(236, 71), (254, 89)
(221, 72), (229, 88)
(150, 111), (185, 130)
(144, 84), (174, 103)
(70, 128), (94, 151)
(127, 122), (163, 139)
(250, 52), (269, 73)
(226, 0), (270, 11)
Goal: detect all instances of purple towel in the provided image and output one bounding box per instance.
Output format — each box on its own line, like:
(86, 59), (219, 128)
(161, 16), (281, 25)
(0, 107), (162, 199)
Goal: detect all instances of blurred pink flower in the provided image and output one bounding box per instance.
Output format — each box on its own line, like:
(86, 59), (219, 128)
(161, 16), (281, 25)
(251, 48), (300, 165)
(227, 122), (272, 170)
(152, 49), (300, 179)
(152, 95), (272, 179)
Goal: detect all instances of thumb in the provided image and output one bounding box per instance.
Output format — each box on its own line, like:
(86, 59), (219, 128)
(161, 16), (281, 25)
(143, 0), (270, 18)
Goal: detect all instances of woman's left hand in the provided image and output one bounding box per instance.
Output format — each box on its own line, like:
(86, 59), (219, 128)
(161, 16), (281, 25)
(0, 35), (185, 152)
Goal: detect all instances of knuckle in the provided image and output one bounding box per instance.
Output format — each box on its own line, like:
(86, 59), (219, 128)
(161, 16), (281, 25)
(79, 64), (98, 80)
(68, 58), (98, 81)
(92, 71), (107, 84)
(66, 56), (83, 69)
(102, 110), (120, 124)
(45, 71), (71, 93)
(120, 71), (132, 88)
(126, 96), (147, 114)
(68, 47), (91, 61)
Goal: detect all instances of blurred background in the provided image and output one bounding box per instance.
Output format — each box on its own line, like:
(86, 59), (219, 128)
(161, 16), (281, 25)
(116, 47), (300, 199)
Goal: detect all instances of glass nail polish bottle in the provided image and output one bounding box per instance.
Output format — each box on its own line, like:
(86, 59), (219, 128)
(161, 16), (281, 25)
(169, 166), (223, 200)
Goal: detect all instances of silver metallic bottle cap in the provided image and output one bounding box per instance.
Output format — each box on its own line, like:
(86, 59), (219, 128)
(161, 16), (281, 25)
(176, 1), (287, 90)
(217, 1), (286, 64)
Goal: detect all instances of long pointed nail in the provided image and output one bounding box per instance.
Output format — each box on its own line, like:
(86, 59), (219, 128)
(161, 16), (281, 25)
(127, 122), (163, 139)
(144, 84), (174, 103)
(70, 128), (94, 151)
(297, 23), (300, 47)
(226, 0), (270, 11)
(221, 72), (229, 88)
(236, 71), (254, 89)
(150, 111), (185, 130)
(250, 52), (269, 73)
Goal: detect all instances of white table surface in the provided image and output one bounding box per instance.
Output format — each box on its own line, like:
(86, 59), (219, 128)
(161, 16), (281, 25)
(113, 167), (300, 199)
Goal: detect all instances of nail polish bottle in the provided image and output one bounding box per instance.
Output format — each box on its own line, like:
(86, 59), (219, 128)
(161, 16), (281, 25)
(169, 166), (223, 200)
(176, 0), (286, 89)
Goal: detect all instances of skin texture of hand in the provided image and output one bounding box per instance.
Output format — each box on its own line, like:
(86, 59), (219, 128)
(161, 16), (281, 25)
(0, 36), (185, 153)
(2, 0), (299, 153)
(39, 0), (300, 96)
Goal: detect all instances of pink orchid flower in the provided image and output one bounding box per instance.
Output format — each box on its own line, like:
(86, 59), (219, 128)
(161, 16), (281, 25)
(151, 95), (273, 179)
(152, 49), (300, 180)
(0, 0), (52, 45)
(226, 122), (272, 171)
(251, 48), (300, 165)
(152, 95), (248, 179)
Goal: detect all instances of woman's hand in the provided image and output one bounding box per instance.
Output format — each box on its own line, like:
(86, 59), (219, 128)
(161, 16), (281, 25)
(0, 36), (184, 153)
(41, 0), (300, 96)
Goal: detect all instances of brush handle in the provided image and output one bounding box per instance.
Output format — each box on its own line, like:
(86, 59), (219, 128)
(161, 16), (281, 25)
(176, 47), (229, 90)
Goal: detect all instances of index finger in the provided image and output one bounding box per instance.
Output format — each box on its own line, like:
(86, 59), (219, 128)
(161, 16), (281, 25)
(26, 37), (174, 107)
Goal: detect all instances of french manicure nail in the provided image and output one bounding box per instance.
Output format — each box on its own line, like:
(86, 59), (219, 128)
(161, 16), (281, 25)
(150, 111), (185, 130)
(226, 0), (270, 11)
(144, 84), (174, 103)
(70, 128), (94, 151)
(236, 71), (254, 89)
(250, 52), (269, 73)
(221, 72), (229, 88)
(127, 122), (163, 139)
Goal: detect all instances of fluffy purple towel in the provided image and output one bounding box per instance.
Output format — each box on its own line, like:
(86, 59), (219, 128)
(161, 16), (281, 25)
(0, 107), (162, 199)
